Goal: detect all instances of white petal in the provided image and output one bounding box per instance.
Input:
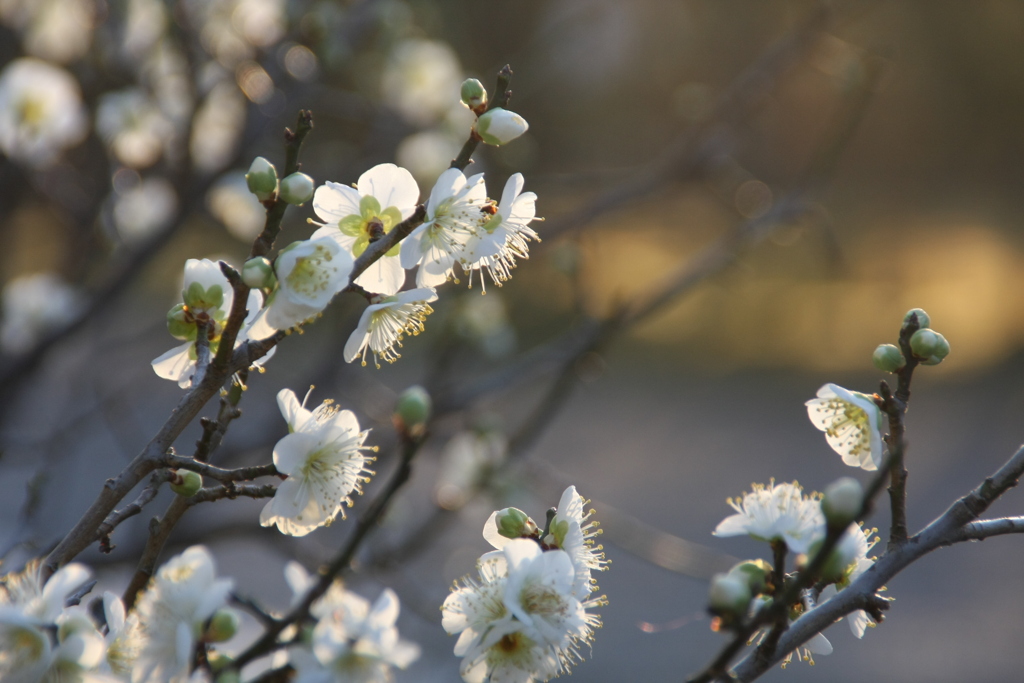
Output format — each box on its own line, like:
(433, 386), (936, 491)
(399, 223), (429, 269)
(358, 163), (420, 216)
(151, 342), (195, 387)
(427, 168), (465, 216)
(498, 173), (524, 219)
(368, 589), (400, 630)
(712, 514), (751, 537)
(313, 181), (361, 223)
(354, 254), (406, 295)
(482, 511), (512, 550)
(805, 632), (833, 656)
(277, 388), (311, 432)
(273, 432), (319, 475)
(343, 308), (374, 363)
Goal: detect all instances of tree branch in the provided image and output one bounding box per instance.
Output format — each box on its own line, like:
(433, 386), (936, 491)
(450, 65), (514, 172)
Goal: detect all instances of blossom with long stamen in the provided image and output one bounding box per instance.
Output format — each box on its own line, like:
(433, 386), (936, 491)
(461, 172), (540, 292)
(806, 383), (885, 471)
(749, 596), (833, 668)
(713, 480), (824, 554)
(343, 287), (437, 368)
(817, 524), (879, 638)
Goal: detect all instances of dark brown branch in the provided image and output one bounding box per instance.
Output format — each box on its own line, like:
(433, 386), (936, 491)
(162, 455), (277, 483)
(96, 471), (175, 553)
(188, 483), (278, 504)
(345, 205), (427, 288)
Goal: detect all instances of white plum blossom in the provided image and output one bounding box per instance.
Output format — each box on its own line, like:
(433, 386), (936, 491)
(818, 524), (879, 638)
(311, 163), (420, 296)
(474, 108), (529, 146)
(96, 89), (174, 168)
(434, 429), (507, 511)
(400, 169), (487, 288)
(100, 592), (138, 677)
(247, 236), (353, 340)
(113, 177), (178, 246)
(750, 596), (833, 668)
(130, 546), (234, 683)
(713, 480), (824, 554)
(806, 383), (885, 471)
(259, 388), (374, 536)
(0, 272), (83, 354)
(0, 57), (87, 167)
(381, 39), (463, 126)
(461, 173), (540, 292)
(207, 172), (266, 241)
(343, 287), (437, 368)
(1, 0), (96, 64)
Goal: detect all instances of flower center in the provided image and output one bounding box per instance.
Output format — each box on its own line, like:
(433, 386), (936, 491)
(286, 245), (336, 296)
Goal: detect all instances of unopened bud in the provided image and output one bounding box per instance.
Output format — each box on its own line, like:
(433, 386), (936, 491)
(167, 303), (194, 340)
(822, 477), (863, 528)
(169, 470), (202, 498)
(204, 609), (239, 643)
(461, 78), (488, 109)
(819, 526), (861, 583)
(902, 307), (930, 330)
(215, 673), (240, 683)
(726, 559), (771, 596)
(872, 343), (905, 373)
(395, 385), (431, 431)
(241, 257), (276, 289)
(919, 354), (943, 366)
(909, 328), (940, 358)
(183, 281), (224, 312)
(245, 156), (278, 201)
(495, 507), (538, 539)
(475, 108), (529, 146)
(708, 573), (751, 615)
(932, 331), (950, 360)
(279, 172), (315, 206)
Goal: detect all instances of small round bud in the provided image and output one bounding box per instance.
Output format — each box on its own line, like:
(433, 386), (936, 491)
(169, 470), (202, 498)
(279, 172), (315, 206)
(245, 156), (278, 201)
(495, 507), (539, 540)
(822, 477), (863, 528)
(395, 385), (431, 431)
(909, 328), (940, 358)
(167, 303), (194, 341)
(932, 331), (950, 360)
(475, 108), (529, 146)
(460, 78), (488, 109)
(708, 573), (751, 615)
(204, 609), (239, 643)
(241, 257), (276, 290)
(872, 343), (905, 373)
(919, 354), (943, 366)
(215, 673), (240, 683)
(726, 559), (771, 596)
(902, 308), (930, 330)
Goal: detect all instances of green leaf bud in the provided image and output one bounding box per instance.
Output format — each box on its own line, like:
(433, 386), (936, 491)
(872, 343), (905, 373)
(726, 559), (771, 596)
(169, 470), (203, 498)
(909, 328), (940, 358)
(461, 78), (488, 109)
(279, 172), (315, 206)
(204, 609), (239, 643)
(902, 307), (930, 330)
(395, 385), (432, 431)
(822, 477), (863, 528)
(167, 303), (194, 341)
(708, 573), (752, 615)
(241, 257), (276, 290)
(495, 507), (539, 540)
(475, 107), (529, 146)
(245, 156), (278, 201)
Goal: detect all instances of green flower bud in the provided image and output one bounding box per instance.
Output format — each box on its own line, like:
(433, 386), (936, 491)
(241, 257), (276, 289)
(215, 673), (240, 683)
(902, 308), (930, 330)
(279, 172), (315, 206)
(872, 343), (905, 373)
(245, 156), (278, 201)
(919, 354), (943, 366)
(495, 507), (539, 539)
(708, 573), (751, 615)
(167, 303), (195, 341)
(909, 328), (940, 358)
(461, 78), (488, 109)
(395, 385), (432, 430)
(726, 559), (771, 596)
(204, 609), (239, 643)
(169, 470), (203, 498)
(475, 107), (529, 146)
(822, 477), (863, 528)
(932, 331), (950, 360)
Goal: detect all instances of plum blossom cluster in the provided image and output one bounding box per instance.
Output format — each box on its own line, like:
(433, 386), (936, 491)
(442, 486), (607, 682)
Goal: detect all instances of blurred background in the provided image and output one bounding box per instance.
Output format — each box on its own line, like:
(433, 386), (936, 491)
(2, 0), (1024, 680)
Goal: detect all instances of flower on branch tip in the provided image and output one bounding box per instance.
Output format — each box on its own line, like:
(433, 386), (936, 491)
(806, 384), (884, 471)
(260, 388), (374, 536)
(0, 57), (87, 167)
(343, 287), (437, 368)
(400, 168), (487, 288)
(475, 107), (529, 146)
(461, 172), (540, 293)
(713, 480), (824, 554)
(817, 524), (879, 638)
(311, 163), (420, 296)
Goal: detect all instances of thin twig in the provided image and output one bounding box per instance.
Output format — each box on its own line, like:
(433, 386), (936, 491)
(450, 65), (514, 171)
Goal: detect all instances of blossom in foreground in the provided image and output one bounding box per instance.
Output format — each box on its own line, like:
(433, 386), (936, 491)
(131, 546), (234, 683)
(713, 480), (824, 554)
(0, 271), (83, 354)
(100, 592), (138, 677)
(311, 163), (420, 296)
(0, 57), (87, 166)
(461, 173), (540, 292)
(260, 388), (374, 536)
(400, 169), (488, 288)
(806, 383), (885, 471)
(343, 287), (437, 368)
(818, 524), (879, 638)
(247, 236), (353, 340)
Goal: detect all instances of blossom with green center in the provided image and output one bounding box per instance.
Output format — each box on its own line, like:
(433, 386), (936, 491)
(400, 168), (488, 288)
(713, 480), (825, 554)
(806, 383), (885, 471)
(260, 388), (375, 537)
(311, 163), (420, 296)
(343, 287), (438, 368)
(0, 58), (87, 167)
(461, 172), (540, 292)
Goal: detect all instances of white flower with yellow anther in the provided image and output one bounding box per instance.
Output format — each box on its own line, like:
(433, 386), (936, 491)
(130, 546), (234, 683)
(400, 168), (488, 288)
(343, 287), (437, 368)
(100, 592), (139, 677)
(96, 88), (173, 168)
(461, 173), (540, 292)
(806, 384), (885, 471)
(247, 236), (353, 340)
(818, 524), (879, 638)
(750, 596), (833, 668)
(713, 480), (824, 554)
(0, 271), (83, 353)
(311, 163), (420, 296)
(0, 57), (87, 167)
(260, 388), (374, 536)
